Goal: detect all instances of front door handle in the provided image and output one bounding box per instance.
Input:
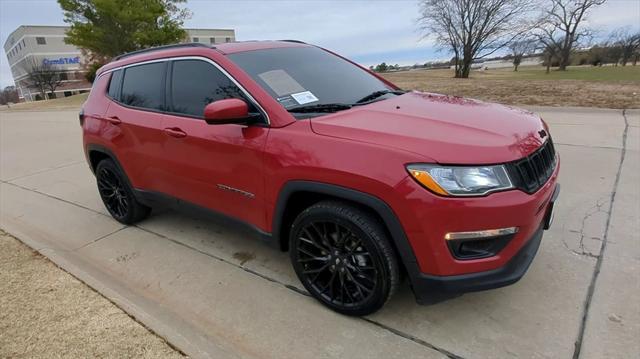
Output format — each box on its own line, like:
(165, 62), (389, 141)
(163, 127), (187, 138)
(104, 116), (121, 125)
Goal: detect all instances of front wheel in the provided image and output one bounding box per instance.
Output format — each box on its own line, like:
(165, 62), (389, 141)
(289, 201), (400, 316)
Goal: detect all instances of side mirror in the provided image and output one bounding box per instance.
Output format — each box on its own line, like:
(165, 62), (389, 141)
(204, 98), (251, 125)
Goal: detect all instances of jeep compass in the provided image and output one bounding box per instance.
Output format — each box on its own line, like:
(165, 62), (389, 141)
(81, 40), (560, 316)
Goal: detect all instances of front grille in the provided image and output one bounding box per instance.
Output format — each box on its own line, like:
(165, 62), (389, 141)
(507, 138), (557, 193)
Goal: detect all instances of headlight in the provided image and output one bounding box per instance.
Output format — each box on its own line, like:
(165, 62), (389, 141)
(407, 164), (513, 196)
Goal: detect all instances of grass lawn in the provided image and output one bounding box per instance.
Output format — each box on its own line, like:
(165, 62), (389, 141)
(0, 92), (89, 112)
(382, 65), (640, 108)
(0, 230), (183, 358)
(474, 64), (640, 82)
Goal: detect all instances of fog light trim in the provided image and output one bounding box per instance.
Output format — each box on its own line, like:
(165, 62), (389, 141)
(445, 227), (519, 241)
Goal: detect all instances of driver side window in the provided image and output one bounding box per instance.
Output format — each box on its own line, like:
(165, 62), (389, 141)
(169, 59), (256, 118)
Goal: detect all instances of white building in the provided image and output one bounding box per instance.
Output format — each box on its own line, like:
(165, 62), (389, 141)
(3, 25), (236, 102)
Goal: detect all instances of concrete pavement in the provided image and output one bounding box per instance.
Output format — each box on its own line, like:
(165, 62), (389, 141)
(1, 107), (638, 358)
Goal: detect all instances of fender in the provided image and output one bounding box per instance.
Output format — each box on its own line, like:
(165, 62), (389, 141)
(272, 180), (423, 286)
(86, 145), (130, 182)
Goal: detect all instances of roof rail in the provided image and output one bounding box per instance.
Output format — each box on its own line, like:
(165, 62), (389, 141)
(113, 43), (212, 61)
(279, 39), (307, 44)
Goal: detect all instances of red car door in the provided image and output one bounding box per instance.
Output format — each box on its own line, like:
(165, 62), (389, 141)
(103, 62), (169, 192)
(160, 58), (269, 229)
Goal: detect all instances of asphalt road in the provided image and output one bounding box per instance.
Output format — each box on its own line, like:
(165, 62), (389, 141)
(1, 107), (638, 359)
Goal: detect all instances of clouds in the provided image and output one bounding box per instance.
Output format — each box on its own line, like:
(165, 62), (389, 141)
(1, 0), (638, 88)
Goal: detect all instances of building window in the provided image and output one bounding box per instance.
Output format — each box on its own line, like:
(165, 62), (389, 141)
(22, 39), (25, 47)
(60, 72), (68, 81)
(210, 37), (216, 44)
(36, 37), (46, 45)
(192, 37), (199, 42)
(225, 37), (231, 43)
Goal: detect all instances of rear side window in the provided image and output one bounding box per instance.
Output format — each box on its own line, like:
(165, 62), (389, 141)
(170, 60), (246, 117)
(121, 62), (166, 111)
(107, 70), (123, 99)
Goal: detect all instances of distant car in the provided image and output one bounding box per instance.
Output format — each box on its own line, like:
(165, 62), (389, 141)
(81, 41), (559, 316)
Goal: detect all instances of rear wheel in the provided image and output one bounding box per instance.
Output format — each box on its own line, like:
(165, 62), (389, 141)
(289, 201), (399, 316)
(96, 159), (150, 224)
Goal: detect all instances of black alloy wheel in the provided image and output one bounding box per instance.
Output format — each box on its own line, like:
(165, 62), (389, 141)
(290, 201), (399, 316)
(96, 159), (150, 224)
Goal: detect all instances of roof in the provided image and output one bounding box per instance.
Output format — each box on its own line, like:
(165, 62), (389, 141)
(213, 40), (309, 54)
(99, 40), (311, 75)
(113, 40), (309, 60)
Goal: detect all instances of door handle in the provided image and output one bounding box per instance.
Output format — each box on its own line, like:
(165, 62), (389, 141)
(104, 116), (121, 125)
(163, 127), (187, 138)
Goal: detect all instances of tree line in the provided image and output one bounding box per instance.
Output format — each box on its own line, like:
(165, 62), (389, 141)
(416, 0), (638, 78)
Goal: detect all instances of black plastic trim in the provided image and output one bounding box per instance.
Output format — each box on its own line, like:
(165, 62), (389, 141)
(133, 189), (273, 244)
(114, 43), (212, 60)
(413, 223), (546, 304)
(272, 180), (424, 289)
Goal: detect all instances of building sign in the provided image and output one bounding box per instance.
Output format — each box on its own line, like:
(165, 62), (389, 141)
(42, 56), (80, 66)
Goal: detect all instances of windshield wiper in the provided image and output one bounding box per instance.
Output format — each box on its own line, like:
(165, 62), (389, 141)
(288, 103), (352, 113)
(355, 90), (406, 104)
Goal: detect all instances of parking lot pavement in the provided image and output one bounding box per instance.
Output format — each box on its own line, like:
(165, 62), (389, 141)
(1, 108), (638, 358)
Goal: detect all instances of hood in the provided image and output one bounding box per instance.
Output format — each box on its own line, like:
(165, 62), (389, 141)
(310, 92), (547, 164)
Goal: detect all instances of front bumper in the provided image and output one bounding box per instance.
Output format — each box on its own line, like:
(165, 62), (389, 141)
(411, 184), (560, 304)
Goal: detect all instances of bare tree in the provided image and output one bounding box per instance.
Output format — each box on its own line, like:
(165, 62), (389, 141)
(0, 86), (20, 105)
(609, 27), (640, 66)
(24, 61), (65, 100)
(538, 0), (606, 71)
(508, 38), (537, 71)
(418, 0), (535, 78)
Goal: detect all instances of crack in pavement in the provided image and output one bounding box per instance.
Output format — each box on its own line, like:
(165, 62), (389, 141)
(4, 160), (85, 182)
(554, 142), (622, 151)
(572, 109), (630, 359)
(561, 196), (608, 259)
(2, 179), (464, 358)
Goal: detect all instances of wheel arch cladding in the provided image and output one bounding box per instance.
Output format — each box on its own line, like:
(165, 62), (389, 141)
(273, 181), (423, 282)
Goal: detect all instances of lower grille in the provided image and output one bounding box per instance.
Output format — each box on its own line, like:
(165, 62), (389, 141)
(507, 138), (557, 193)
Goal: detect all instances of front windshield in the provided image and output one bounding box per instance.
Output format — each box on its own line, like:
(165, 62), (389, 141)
(228, 46), (394, 114)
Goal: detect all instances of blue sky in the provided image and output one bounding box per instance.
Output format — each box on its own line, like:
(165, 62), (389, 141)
(1, 0), (639, 88)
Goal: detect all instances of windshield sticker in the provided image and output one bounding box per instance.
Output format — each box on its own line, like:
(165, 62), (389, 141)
(276, 95), (299, 109)
(291, 91), (319, 105)
(258, 69), (305, 97)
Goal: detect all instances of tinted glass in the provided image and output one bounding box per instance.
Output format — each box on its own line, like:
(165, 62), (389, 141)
(170, 60), (246, 117)
(107, 70), (123, 99)
(228, 46), (390, 110)
(121, 62), (166, 110)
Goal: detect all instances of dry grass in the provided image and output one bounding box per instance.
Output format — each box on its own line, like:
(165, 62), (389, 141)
(381, 65), (640, 109)
(0, 93), (89, 112)
(0, 230), (184, 359)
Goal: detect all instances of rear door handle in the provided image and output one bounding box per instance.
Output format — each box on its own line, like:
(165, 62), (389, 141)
(104, 116), (121, 125)
(163, 127), (187, 138)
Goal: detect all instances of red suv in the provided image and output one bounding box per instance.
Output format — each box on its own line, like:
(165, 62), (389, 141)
(82, 41), (559, 315)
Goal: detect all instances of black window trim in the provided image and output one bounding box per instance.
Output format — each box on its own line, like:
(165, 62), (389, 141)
(97, 56), (270, 125)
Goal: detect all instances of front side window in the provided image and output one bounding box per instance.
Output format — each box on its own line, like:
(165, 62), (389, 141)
(228, 46), (391, 113)
(121, 62), (166, 111)
(170, 59), (249, 117)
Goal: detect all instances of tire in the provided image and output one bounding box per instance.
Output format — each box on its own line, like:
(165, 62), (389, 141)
(95, 159), (150, 224)
(289, 200), (400, 316)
